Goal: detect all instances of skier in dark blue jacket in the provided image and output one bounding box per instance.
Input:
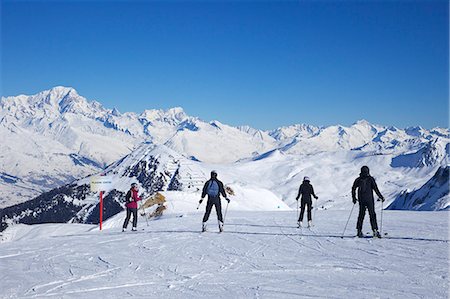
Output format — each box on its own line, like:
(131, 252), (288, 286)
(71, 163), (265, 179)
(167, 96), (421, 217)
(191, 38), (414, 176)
(352, 166), (385, 238)
(199, 170), (229, 232)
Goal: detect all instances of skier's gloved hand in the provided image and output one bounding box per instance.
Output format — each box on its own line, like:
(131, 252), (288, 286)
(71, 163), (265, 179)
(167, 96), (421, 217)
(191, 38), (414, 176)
(295, 197), (299, 201)
(199, 199), (203, 204)
(352, 197), (357, 204)
(226, 198), (230, 203)
(314, 196), (318, 200)
(380, 196), (385, 202)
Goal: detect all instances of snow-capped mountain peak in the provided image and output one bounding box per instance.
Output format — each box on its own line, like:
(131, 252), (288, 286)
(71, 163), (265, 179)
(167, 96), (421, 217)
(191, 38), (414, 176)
(140, 107), (188, 124)
(1, 86), (449, 212)
(26, 86), (79, 109)
(35, 86), (79, 105)
(1, 86), (108, 120)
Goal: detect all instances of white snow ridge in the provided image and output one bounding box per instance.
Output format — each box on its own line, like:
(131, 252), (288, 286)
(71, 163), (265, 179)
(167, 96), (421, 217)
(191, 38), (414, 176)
(0, 87), (449, 298)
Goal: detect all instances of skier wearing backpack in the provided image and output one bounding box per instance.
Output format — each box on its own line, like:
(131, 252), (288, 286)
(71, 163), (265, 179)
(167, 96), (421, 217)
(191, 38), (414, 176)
(352, 166), (385, 238)
(122, 183), (142, 232)
(199, 170), (229, 232)
(296, 176), (318, 228)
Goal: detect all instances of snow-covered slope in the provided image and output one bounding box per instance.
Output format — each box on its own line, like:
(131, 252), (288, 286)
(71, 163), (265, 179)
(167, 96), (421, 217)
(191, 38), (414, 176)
(0, 210), (448, 298)
(164, 120), (277, 163)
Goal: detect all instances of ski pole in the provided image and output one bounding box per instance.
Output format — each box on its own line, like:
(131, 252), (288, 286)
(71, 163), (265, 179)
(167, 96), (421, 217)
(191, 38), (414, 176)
(223, 200), (230, 224)
(380, 200), (383, 235)
(141, 202), (149, 227)
(341, 203), (356, 238)
(144, 208), (149, 227)
(313, 198), (318, 222)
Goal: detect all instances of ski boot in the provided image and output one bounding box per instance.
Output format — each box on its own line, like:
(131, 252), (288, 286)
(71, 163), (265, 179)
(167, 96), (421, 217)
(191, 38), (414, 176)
(202, 222), (207, 232)
(373, 230), (381, 238)
(357, 230), (364, 238)
(132, 227), (137, 232)
(297, 221), (302, 228)
(122, 228), (127, 232)
(219, 222), (224, 233)
(307, 220), (312, 228)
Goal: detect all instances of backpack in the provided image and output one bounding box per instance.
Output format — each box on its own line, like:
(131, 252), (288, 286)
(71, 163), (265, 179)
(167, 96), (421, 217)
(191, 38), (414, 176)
(206, 180), (219, 197)
(125, 190), (133, 202)
(359, 177), (371, 194)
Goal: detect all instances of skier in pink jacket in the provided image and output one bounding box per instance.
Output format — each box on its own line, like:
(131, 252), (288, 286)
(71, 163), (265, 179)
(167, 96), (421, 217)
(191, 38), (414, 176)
(122, 183), (141, 232)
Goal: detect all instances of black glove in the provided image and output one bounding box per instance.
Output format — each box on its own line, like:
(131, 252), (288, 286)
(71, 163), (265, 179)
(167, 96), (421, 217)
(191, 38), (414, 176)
(352, 197), (357, 204)
(295, 197), (299, 201)
(199, 199), (203, 204)
(314, 196), (318, 200)
(380, 196), (385, 202)
(226, 198), (230, 203)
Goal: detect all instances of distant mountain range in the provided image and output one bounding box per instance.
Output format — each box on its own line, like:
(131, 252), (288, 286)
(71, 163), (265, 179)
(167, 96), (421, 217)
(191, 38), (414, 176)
(0, 86), (448, 230)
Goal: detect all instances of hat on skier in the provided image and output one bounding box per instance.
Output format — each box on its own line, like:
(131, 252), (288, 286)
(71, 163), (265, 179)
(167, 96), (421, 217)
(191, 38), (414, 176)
(211, 170), (217, 177)
(131, 183), (138, 188)
(303, 176), (310, 182)
(361, 166), (370, 176)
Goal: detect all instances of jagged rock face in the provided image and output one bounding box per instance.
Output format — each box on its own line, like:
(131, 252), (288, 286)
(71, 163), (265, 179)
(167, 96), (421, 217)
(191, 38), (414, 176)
(0, 185), (133, 231)
(167, 169), (183, 191)
(391, 141), (449, 168)
(125, 158), (167, 194)
(388, 166), (449, 211)
(1, 184), (90, 231)
(83, 189), (126, 224)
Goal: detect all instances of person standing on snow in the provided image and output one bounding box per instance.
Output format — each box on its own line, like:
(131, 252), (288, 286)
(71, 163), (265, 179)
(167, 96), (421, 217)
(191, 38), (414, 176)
(122, 183), (142, 232)
(199, 170), (229, 232)
(296, 176), (318, 228)
(351, 166), (385, 238)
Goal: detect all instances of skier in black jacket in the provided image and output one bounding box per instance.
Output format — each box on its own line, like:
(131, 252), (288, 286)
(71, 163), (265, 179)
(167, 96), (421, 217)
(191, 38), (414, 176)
(352, 166), (385, 238)
(296, 176), (318, 228)
(199, 170), (229, 232)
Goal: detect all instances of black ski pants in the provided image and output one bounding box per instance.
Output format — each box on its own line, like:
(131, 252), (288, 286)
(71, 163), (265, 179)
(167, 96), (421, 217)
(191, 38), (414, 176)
(298, 199), (312, 222)
(357, 199), (378, 231)
(123, 208), (138, 229)
(202, 196), (223, 223)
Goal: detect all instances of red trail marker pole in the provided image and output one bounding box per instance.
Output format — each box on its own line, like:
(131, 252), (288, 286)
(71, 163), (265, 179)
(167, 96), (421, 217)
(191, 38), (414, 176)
(99, 191), (103, 231)
(90, 175), (112, 231)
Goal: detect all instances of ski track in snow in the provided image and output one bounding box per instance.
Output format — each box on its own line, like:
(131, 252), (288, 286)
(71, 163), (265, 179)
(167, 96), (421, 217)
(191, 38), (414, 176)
(0, 210), (448, 299)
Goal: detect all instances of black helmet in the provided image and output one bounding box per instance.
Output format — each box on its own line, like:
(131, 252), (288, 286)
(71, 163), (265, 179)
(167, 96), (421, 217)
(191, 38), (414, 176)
(131, 183), (138, 188)
(211, 170), (217, 178)
(361, 166), (370, 176)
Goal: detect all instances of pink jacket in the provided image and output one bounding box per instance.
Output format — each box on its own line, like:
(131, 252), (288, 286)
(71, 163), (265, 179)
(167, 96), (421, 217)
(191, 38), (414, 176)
(126, 189), (141, 209)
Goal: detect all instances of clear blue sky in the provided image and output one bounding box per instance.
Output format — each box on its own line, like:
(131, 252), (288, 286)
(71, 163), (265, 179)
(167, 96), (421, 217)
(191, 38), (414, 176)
(1, 0), (448, 130)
